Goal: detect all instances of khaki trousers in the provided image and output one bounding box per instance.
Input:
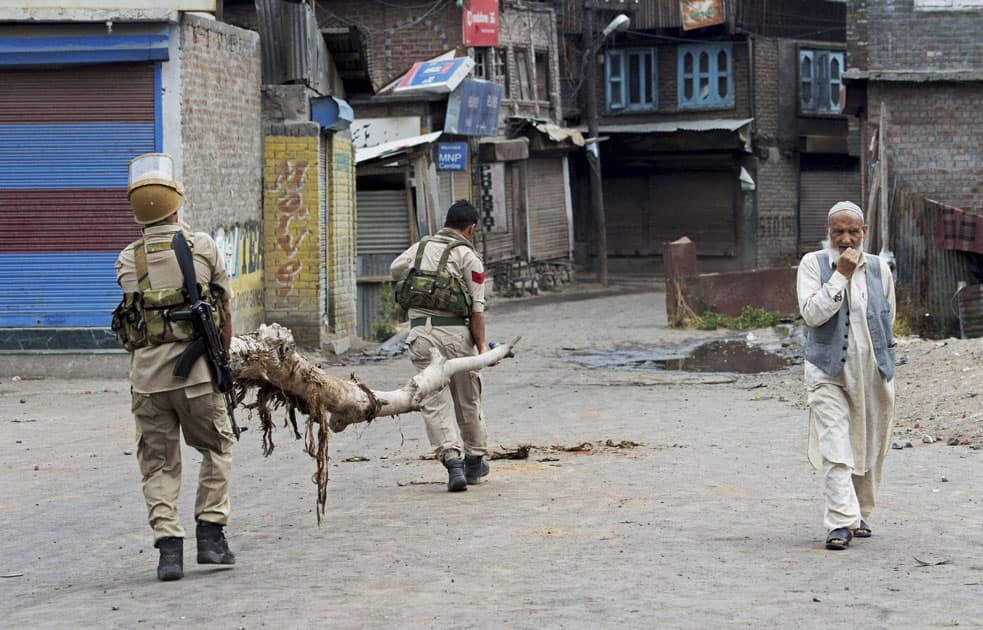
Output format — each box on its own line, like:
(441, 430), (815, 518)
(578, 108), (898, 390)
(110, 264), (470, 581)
(408, 323), (487, 463)
(132, 386), (234, 542)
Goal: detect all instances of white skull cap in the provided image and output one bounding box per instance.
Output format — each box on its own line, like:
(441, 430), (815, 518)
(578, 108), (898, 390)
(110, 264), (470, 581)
(827, 201), (864, 221)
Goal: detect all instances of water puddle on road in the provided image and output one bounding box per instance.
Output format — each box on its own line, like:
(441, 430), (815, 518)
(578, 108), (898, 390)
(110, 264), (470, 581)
(570, 340), (792, 374)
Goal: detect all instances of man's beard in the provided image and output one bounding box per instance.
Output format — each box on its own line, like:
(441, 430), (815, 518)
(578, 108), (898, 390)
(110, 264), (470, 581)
(822, 235), (865, 268)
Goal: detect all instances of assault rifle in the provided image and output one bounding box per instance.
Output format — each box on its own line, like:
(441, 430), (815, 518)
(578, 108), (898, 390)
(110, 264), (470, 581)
(169, 231), (242, 440)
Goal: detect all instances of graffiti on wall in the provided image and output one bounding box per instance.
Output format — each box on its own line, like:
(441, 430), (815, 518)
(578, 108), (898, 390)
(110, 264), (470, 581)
(269, 158), (311, 311)
(213, 222), (263, 326)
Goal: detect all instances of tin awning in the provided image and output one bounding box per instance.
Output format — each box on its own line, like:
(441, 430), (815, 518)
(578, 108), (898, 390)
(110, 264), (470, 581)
(578, 118), (754, 152)
(355, 131), (442, 165)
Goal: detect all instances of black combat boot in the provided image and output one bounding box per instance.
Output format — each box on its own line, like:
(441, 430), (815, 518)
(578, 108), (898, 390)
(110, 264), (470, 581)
(464, 454), (490, 485)
(155, 537), (183, 581)
(444, 458), (468, 492)
(196, 521), (236, 565)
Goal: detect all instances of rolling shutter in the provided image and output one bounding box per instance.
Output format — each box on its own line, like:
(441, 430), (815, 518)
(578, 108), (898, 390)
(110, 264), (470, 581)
(527, 157), (569, 261)
(355, 188), (410, 255)
(0, 62), (157, 327)
(605, 170), (736, 256)
(799, 167), (862, 252)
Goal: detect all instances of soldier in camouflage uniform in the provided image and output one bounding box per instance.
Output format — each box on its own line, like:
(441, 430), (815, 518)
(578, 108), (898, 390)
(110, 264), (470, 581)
(390, 200), (490, 491)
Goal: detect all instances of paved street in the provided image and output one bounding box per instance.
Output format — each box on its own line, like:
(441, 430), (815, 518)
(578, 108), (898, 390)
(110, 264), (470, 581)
(2, 282), (983, 629)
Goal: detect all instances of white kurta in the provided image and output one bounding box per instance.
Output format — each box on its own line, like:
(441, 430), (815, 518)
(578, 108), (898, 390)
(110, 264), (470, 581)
(797, 250), (896, 476)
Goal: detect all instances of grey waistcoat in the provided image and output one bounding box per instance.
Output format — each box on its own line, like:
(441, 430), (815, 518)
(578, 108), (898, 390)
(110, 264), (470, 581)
(806, 252), (895, 380)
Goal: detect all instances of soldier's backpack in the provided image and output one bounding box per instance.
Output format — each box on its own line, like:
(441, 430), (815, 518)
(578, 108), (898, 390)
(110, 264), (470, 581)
(394, 236), (474, 317)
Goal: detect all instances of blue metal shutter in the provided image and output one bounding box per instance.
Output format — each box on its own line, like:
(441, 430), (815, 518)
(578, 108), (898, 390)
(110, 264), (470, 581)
(0, 62), (158, 327)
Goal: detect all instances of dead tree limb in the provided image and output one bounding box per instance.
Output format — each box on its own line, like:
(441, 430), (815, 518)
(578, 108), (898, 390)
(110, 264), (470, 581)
(229, 323), (520, 522)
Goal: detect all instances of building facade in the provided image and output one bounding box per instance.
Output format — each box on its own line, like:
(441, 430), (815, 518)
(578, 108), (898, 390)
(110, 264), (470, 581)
(0, 6), (264, 351)
(559, 0), (857, 272)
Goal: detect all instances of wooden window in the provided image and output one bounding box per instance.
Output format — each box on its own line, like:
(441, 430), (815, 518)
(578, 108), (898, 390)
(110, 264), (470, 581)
(799, 49), (845, 113)
(677, 43), (733, 109)
(514, 48), (531, 101)
(605, 48), (658, 112)
(534, 50), (550, 103)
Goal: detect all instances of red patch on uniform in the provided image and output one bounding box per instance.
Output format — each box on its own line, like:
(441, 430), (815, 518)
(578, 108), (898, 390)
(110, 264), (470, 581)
(471, 271), (485, 284)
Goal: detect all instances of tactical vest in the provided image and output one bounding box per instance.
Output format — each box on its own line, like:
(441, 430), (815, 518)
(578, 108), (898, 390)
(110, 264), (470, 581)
(395, 235), (474, 317)
(111, 236), (225, 352)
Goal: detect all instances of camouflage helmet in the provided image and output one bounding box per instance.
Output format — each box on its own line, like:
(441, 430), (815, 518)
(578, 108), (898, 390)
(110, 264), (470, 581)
(127, 153), (184, 224)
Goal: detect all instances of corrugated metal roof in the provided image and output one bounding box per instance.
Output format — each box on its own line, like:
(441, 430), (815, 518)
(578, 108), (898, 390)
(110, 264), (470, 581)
(589, 118), (753, 134)
(256, 0), (334, 95)
(355, 131), (442, 165)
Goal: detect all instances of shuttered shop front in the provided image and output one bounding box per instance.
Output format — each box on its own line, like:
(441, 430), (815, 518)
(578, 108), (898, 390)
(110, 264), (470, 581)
(605, 171), (736, 256)
(0, 61), (160, 327)
(799, 166), (862, 253)
(355, 187), (410, 338)
(527, 158), (569, 261)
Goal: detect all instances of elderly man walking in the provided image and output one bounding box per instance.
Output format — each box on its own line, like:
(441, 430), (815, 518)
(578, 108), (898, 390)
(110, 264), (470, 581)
(796, 201), (897, 550)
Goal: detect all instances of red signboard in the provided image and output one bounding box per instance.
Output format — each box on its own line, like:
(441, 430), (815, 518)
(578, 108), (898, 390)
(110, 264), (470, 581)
(463, 0), (499, 47)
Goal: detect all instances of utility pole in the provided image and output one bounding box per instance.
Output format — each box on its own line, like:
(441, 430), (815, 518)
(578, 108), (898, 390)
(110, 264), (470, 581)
(583, 4), (608, 287)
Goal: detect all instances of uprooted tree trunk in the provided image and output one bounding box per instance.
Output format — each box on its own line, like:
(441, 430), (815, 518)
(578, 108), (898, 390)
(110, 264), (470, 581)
(228, 323), (520, 523)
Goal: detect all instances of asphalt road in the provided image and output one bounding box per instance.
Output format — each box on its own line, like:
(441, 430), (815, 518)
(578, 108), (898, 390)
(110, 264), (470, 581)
(2, 282), (982, 629)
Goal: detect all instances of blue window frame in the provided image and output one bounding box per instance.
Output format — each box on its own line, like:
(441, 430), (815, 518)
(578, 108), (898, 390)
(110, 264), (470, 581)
(677, 43), (733, 109)
(605, 48), (658, 112)
(800, 49), (844, 113)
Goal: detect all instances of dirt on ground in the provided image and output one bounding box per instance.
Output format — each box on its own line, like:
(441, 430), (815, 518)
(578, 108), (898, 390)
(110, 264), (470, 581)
(3, 278), (983, 629)
(753, 334), (983, 448)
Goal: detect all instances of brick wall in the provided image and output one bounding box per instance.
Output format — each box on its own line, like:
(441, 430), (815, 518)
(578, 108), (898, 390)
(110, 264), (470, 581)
(325, 134), (357, 338)
(179, 14), (263, 332)
(317, 0), (462, 89)
(263, 129), (323, 346)
(755, 147), (799, 268)
(595, 39), (752, 125)
(849, 0), (983, 73)
(871, 83), (983, 207)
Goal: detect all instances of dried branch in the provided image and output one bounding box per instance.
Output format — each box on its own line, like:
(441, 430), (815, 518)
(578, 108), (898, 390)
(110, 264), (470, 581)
(228, 323), (520, 523)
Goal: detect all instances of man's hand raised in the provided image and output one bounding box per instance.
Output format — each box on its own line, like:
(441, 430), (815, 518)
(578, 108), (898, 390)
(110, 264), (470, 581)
(837, 248), (860, 278)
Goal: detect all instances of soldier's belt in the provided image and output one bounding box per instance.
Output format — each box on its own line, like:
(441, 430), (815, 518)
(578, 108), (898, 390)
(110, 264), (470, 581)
(410, 316), (469, 328)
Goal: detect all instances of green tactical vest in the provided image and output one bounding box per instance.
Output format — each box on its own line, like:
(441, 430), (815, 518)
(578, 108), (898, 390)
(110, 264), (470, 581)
(394, 235), (475, 317)
(111, 235), (225, 352)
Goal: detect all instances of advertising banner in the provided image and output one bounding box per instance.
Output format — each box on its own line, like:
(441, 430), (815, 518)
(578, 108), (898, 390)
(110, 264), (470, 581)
(680, 0), (725, 30)
(463, 0), (500, 47)
(478, 162), (508, 233)
(445, 79), (503, 136)
(394, 57), (475, 94)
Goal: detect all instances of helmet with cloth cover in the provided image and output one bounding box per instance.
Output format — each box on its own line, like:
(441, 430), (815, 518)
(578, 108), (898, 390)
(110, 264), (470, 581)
(127, 153), (184, 224)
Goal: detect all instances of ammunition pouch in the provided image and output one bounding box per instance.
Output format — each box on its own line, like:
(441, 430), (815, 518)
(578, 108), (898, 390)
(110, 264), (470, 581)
(112, 235), (226, 352)
(395, 236), (474, 317)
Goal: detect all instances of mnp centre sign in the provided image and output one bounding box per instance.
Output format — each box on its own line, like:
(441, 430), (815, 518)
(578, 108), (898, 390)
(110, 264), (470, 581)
(437, 142), (468, 171)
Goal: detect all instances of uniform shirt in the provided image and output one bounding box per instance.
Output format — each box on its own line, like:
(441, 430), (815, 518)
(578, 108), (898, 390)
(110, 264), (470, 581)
(389, 228), (486, 318)
(115, 222), (233, 394)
